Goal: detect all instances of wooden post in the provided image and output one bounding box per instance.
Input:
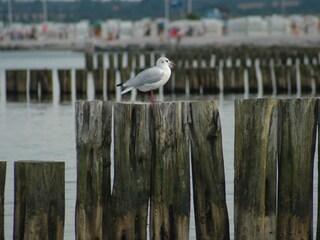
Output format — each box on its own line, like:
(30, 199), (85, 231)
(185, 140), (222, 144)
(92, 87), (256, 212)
(13, 161), (65, 240)
(0, 162), (6, 240)
(150, 102), (190, 240)
(75, 101), (112, 240)
(222, 64), (232, 93)
(260, 59), (273, 94)
(5, 70), (27, 94)
(174, 67), (187, 93)
(112, 103), (152, 239)
(234, 66), (245, 93)
(85, 52), (94, 71)
(29, 69), (53, 95)
(202, 68), (216, 94)
(93, 69), (104, 95)
(299, 63), (313, 93)
(58, 69), (72, 94)
(188, 68), (200, 94)
(97, 53), (104, 70)
(189, 101), (230, 239)
(246, 60), (258, 93)
(277, 98), (317, 240)
(75, 69), (88, 99)
(235, 99), (278, 239)
(106, 69), (116, 93)
(274, 65), (288, 93)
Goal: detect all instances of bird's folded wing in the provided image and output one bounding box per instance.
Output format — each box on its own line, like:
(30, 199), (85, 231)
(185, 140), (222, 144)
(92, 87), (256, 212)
(123, 67), (164, 87)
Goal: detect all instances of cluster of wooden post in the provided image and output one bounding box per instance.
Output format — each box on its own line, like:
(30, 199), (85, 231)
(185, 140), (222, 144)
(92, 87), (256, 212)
(235, 98), (318, 239)
(5, 47), (320, 101)
(75, 100), (230, 239)
(0, 161), (64, 240)
(3, 99), (320, 239)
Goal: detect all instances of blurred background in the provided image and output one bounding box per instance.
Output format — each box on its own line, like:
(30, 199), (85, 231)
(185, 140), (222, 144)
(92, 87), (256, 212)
(0, 0), (319, 45)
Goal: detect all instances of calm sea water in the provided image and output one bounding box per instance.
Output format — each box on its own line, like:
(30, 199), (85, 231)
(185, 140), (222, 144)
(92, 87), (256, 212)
(0, 51), (318, 239)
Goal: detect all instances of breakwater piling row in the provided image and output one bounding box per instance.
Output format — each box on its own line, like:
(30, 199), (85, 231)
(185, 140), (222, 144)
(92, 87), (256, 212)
(3, 47), (320, 101)
(1, 99), (320, 239)
(75, 101), (229, 239)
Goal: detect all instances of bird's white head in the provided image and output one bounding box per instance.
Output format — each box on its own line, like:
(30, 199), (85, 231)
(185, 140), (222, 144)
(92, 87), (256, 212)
(156, 57), (174, 69)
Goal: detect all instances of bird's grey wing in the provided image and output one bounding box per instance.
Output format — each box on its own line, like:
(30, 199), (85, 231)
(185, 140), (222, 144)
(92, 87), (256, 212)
(123, 67), (164, 87)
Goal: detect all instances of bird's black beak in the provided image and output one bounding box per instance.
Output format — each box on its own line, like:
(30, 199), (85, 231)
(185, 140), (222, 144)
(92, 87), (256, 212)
(169, 61), (175, 69)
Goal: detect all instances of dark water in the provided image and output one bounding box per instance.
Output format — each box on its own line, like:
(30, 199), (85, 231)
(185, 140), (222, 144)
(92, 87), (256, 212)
(0, 50), (318, 239)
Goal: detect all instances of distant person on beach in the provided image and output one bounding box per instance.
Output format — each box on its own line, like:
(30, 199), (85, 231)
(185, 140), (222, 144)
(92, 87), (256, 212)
(158, 21), (165, 43)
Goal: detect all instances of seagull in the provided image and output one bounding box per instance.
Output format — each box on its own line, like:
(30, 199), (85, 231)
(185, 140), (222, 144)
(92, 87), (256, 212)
(117, 57), (174, 103)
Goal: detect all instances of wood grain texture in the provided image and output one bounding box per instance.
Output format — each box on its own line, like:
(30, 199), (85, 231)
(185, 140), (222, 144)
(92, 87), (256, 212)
(112, 102), (152, 239)
(150, 102), (190, 240)
(75, 101), (112, 240)
(13, 161), (65, 240)
(235, 99), (278, 240)
(277, 98), (317, 240)
(189, 101), (230, 240)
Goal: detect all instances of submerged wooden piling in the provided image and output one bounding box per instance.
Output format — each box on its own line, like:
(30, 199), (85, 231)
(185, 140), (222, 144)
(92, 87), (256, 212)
(150, 102), (190, 240)
(13, 161), (65, 240)
(112, 103), (152, 239)
(277, 99), (317, 240)
(58, 69), (72, 94)
(189, 101), (230, 239)
(5, 70), (27, 95)
(75, 101), (112, 240)
(29, 69), (53, 95)
(235, 99), (278, 239)
(0, 162), (6, 240)
(75, 69), (87, 98)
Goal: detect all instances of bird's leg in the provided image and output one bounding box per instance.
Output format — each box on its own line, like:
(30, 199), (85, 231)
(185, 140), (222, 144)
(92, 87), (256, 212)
(150, 90), (156, 104)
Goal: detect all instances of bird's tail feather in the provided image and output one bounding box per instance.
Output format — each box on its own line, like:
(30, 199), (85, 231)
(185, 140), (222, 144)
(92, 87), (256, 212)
(116, 82), (123, 87)
(121, 87), (134, 94)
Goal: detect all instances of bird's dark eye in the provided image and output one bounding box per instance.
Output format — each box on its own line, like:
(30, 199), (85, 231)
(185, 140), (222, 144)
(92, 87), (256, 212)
(166, 60), (168, 62)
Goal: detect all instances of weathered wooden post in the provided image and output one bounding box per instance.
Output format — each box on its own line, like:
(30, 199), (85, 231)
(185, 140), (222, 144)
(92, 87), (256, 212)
(29, 69), (53, 95)
(6, 70), (27, 95)
(97, 53), (104, 70)
(106, 54), (116, 94)
(13, 161), (65, 240)
(235, 99), (278, 239)
(85, 52), (94, 71)
(260, 59), (273, 94)
(299, 61), (313, 93)
(189, 101), (230, 239)
(93, 69), (104, 95)
(150, 102), (190, 240)
(274, 64), (288, 93)
(75, 101), (112, 240)
(277, 98), (317, 240)
(58, 69), (72, 94)
(234, 65), (245, 93)
(112, 103), (152, 239)
(75, 69), (88, 99)
(0, 162), (6, 240)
